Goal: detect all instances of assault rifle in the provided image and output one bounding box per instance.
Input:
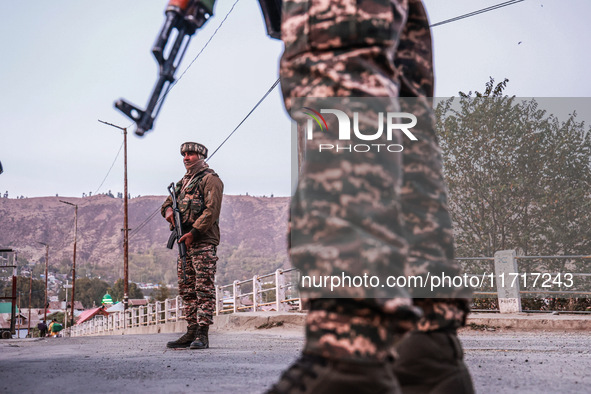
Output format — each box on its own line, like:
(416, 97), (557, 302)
(166, 182), (188, 282)
(114, 0), (281, 137)
(115, 0), (214, 136)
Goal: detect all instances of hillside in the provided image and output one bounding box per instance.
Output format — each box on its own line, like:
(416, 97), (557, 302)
(0, 195), (290, 285)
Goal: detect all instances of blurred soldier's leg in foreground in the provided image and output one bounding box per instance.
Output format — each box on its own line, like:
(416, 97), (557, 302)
(267, 0), (474, 393)
(394, 1), (473, 391)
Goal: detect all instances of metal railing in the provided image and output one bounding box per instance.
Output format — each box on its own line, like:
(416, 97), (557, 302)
(69, 252), (591, 336)
(215, 268), (302, 315)
(69, 297), (183, 336)
(69, 268), (301, 337)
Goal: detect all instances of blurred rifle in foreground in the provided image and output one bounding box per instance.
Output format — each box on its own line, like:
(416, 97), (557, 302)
(115, 0), (214, 136)
(114, 0), (281, 137)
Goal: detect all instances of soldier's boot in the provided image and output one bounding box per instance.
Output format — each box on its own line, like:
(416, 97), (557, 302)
(392, 330), (475, 394)
(189, 325), (209, 349)
(265, 353), (401, 394)
(166, 326), (198, 349)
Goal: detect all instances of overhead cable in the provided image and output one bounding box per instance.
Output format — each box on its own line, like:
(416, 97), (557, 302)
(430, 0), (525, 28)
(94, 141), (124, 195)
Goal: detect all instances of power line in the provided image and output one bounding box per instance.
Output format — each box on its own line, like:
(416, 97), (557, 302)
(174, 0), (241, 87)
(208, 78), (280, 161)
(430, 0), (525, 28)
(94, 141), (124, 195)
(129, 207), (161, 239)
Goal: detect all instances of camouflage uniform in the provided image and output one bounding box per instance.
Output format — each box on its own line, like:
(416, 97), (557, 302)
(280, 0), (471, 362)
(176, 243), (218, 326)
(161, 143), (223, 330)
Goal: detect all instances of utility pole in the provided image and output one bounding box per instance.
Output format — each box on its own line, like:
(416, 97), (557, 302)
(39, 242), (49, 323)
(59, 200), (78, 327)
(123, 126), (129, 312)
(28, 272), (32, 337)
(64, 280), (71, 332)
(98, 120), (130, 315)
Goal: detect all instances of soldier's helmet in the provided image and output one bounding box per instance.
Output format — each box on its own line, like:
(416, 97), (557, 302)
(180, 142), (208, 158)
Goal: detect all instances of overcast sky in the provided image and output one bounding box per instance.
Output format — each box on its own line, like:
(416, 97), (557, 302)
(1, 0), (590, 199)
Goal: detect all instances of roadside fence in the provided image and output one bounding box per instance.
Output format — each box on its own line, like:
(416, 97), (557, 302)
(69, 268), (300, 337)
(69, 251), (590, 336)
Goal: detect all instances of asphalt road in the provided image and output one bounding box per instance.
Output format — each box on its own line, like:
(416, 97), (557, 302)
(1, 328), (590, 394)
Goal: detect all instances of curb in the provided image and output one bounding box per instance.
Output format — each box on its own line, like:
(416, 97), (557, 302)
(213, 311), (306, 331)
(466, 312), (591, 331)
(214, 311), (591, 332)
(75, 311), (591, 337)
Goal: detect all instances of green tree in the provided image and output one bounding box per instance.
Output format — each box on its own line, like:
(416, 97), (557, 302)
(129, 248), (178, 285)
(110, 279), (144, 302)
(74, 278), (111, 309)
(437, 78), (591, 260)
(57, 258), (72, 275)
(32, 263), (46, 280)
(152, 282), (170, 302)
(9, 276), (46, 308)
(16, 256), (30, 270)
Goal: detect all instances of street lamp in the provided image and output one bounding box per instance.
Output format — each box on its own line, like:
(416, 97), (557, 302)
(59, 200), (77, 327)
(38, 242), (49, 324)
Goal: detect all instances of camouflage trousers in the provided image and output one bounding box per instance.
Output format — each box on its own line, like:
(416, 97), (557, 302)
(280, 0), (471, 361)
(177, 243), (217, 328)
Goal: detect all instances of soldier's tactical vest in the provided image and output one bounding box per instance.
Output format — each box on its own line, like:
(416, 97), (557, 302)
(175, 168), (218, 230)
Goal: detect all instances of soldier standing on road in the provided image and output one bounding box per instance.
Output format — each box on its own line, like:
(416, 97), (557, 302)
(161, 142), (223, 350)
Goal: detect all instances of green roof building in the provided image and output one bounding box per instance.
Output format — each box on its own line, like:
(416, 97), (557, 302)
(101, 293), (113, 306)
